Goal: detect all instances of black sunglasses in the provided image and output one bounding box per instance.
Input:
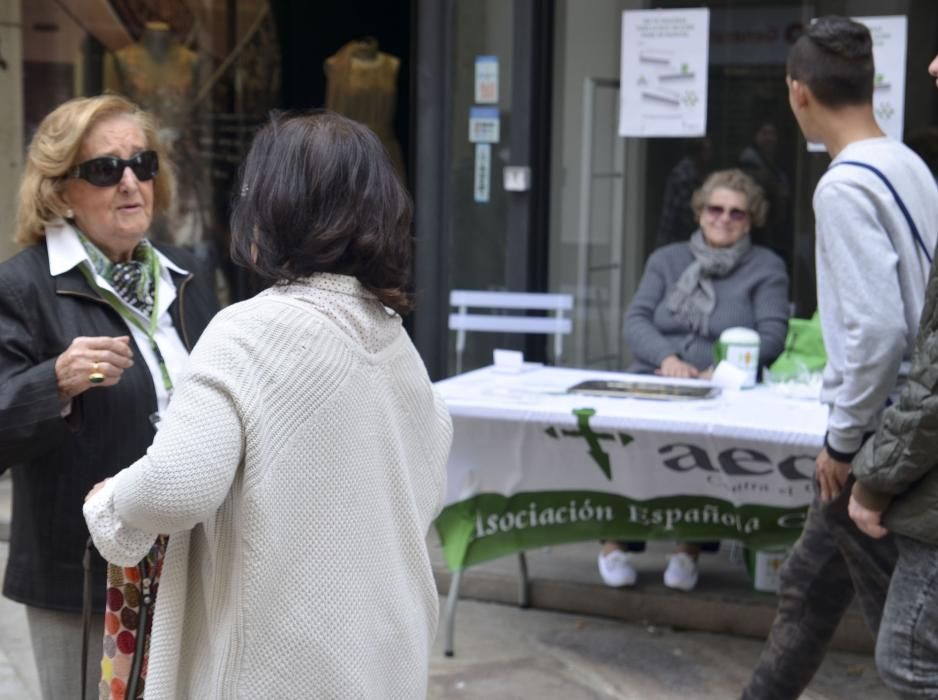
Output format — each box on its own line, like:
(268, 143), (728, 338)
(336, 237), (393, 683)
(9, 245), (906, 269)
(704, 204), (749, 222)
(68, 150), (159, 187)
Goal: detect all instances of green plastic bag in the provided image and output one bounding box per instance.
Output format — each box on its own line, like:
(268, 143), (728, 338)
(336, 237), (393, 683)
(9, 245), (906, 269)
(768, 311), (827, 379)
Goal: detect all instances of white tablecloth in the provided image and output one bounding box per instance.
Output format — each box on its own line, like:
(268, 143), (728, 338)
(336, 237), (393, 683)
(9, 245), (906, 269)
(434, 366), (828, 570)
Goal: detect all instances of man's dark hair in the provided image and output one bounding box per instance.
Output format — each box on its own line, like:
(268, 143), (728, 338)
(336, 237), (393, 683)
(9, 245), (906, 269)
(230, 109), (414, 314)
(786, 16), (874, 108)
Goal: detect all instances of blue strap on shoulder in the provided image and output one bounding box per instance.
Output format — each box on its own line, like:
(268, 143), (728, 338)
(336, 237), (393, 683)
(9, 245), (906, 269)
(830, 160), (933, 265)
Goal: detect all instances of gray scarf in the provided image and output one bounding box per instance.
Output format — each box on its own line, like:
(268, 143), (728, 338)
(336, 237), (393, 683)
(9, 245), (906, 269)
(665, 230), (751, 336)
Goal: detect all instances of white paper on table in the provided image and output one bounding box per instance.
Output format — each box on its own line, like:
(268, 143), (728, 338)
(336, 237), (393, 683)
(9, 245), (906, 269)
(710, 360), (748, 390)
(493, 349), (524, 373)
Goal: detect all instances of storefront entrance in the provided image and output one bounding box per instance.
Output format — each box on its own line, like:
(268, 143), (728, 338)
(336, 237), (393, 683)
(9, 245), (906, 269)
(414, 0), (938, 378)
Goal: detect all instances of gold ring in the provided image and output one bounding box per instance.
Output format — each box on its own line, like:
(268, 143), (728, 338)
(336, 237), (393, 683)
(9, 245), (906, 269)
(89, 362), (105, 384)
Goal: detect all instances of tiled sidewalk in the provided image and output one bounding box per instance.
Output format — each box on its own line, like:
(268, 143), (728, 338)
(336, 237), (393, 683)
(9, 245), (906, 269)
(0, 537), (890, 700)
(0, 472), (888, 699)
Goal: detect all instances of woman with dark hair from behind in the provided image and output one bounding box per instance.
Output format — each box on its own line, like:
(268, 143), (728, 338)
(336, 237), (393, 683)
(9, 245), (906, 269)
(83, 110), (454, 699)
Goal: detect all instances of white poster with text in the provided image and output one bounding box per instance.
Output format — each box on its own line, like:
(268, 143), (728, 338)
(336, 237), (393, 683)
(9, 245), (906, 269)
(619, 8), (710, 137)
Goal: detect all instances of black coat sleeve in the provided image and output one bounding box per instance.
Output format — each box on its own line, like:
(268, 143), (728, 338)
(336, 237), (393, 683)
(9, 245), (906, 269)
(0, 272), (71, 470)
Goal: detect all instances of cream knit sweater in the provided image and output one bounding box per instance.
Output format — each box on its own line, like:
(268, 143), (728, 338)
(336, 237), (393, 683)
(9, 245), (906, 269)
(84, 273), (453, 699)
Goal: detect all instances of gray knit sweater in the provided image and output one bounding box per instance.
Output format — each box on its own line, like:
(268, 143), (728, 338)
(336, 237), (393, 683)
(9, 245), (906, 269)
(624, 241), (790, 373)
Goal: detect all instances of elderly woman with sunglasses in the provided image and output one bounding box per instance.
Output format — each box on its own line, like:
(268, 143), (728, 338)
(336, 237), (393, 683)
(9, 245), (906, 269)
(0, 95), (218, 699)
(597, 168), (789, 592)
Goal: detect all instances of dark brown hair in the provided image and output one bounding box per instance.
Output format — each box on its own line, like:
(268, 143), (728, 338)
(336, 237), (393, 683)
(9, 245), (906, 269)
(230, 110), (414, 314)
(786, 16), (874, 108)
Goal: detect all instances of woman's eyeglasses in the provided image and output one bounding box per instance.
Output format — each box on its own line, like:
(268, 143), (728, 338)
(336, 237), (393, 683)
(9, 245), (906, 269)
(704, 204), (748, 222)
(67, 150), (159, 187)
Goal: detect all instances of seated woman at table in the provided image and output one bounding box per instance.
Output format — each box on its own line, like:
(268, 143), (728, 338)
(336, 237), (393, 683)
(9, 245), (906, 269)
(598, 168), (789, 591)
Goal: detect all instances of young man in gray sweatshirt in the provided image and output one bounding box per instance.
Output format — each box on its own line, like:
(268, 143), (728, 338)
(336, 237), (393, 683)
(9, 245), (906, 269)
(741, 17), (938, 700)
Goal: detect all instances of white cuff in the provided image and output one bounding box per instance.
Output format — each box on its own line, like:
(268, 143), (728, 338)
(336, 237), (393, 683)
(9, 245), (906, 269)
(825, 424), (863, 458)
(82, 477), (157, 567)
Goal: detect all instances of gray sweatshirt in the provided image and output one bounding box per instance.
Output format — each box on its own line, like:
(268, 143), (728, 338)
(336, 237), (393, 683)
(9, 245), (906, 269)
(815, 138), (938, 456)
(624, 241), (789, 374)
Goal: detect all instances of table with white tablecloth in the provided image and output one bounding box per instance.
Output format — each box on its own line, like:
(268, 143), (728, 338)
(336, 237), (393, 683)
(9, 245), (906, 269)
(434, 365), (829, 572)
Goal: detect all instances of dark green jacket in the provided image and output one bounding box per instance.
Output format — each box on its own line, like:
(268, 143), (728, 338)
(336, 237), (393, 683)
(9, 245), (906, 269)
(852, 253), (938, 545)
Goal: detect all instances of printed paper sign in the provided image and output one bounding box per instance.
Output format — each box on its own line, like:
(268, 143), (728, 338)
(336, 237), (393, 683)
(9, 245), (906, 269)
(619, 8), (710, 137)
(475, 55), (499, 104)
(857, 15), (907, 143)
(469, 106), (500, 143)
(474, 143), (491, 203)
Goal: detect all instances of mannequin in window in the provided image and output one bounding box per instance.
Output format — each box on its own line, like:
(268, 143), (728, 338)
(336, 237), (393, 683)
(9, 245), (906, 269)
(104, 21), (206, 245)
(325, 38), (405, 178)
(104, 21), (199, 130)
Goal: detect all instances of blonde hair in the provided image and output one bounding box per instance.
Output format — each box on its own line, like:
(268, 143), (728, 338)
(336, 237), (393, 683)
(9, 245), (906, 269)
(15, 94), (175, 246)
(691, 168), (768, 228)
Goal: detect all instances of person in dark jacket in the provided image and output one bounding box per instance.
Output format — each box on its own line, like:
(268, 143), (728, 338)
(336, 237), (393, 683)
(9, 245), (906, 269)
(0, 94), (218, 700)
(847, 50), (938, 698)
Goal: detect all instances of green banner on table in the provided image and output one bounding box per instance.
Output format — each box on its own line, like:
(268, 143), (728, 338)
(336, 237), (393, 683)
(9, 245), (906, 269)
(435, 490), (807, 571)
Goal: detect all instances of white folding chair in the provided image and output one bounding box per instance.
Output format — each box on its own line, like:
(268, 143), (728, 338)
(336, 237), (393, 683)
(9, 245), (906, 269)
(448, 290), (574, 375)
(442, 290), (573, 656)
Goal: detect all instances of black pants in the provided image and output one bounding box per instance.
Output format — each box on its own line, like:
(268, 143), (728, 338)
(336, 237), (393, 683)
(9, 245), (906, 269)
(603, 541), (720, 552)
(740, 478), (897, 700)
